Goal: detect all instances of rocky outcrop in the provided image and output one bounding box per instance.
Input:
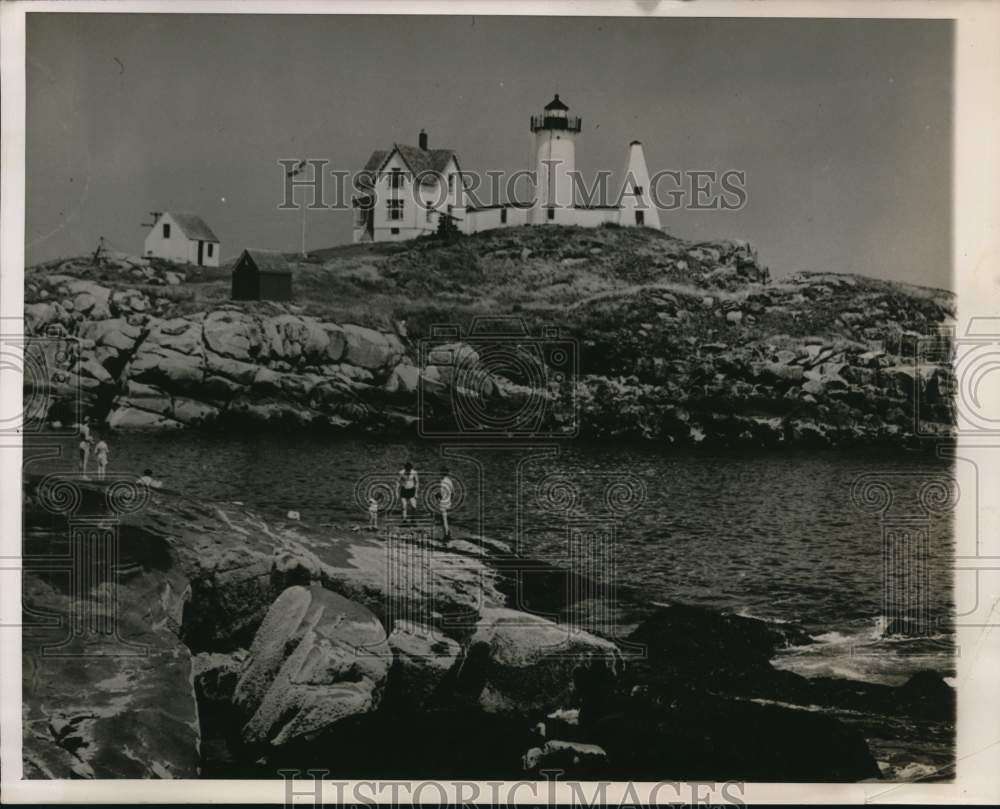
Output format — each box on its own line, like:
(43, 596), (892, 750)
(24, 229), (954, 446)
(462, 607), (622, 715)
(21, 474), (935, 781)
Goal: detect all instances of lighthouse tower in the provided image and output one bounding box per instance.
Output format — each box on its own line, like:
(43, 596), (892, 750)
(618, 140), (661, 229)
(529, 94), (582, 225)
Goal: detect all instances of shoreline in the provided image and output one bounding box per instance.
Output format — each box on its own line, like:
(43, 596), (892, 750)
(21, 472), (954, 782)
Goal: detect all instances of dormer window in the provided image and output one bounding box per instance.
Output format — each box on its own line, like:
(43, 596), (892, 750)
(162, 223), (171, 238)
(390, 169), (405, 190)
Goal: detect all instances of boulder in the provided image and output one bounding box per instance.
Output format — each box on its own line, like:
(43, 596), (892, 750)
(252, 366), (285, 396)
(128, 345), (205, 393)
(81, 318), (142, 352)
(204, 310), (261, 361)
(117, 380), (172, 416)
(342, 324), (404, 370)
(384, 363), (420, 395)
(323, 324), (348, 363)
(758, 362), (805, 384)
(522, 740), (608, 776)
(107, 405), (184, 430)
(24, 302), (59, 333)
(78, 357), (112, 384)
(385, 620), (461, 709)
(205, 351), (258, 385)
(147, 318), (203, 356)
(171, 397), (220, 425)
(264, 314), (329, 365)
(462, 608), (622, 715)
(235, 584), (390, 747)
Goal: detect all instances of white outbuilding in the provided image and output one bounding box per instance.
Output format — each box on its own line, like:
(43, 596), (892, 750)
(143, 212), (221, 267)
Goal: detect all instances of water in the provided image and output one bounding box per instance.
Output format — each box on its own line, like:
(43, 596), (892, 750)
(24, 433), (955, 685)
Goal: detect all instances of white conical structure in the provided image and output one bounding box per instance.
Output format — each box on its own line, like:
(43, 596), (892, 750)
(618, 141), (660, 229)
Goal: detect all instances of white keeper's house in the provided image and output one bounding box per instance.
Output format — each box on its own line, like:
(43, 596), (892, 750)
(143, 211), (221, 267)
(352, 94), (660, 243)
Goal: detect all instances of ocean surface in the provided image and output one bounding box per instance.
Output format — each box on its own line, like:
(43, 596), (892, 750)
(24, 433), (956, 686)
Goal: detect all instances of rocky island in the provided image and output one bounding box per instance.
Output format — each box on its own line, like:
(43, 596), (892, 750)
(23, 225), (955, 445)
(21, 225), (957, 782)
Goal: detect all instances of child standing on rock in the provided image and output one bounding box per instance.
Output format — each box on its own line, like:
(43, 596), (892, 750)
(93, 434), (110, 481)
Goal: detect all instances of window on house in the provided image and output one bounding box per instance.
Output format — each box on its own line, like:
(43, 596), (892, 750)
(390, 169), (405, 190)
(388, 199), (404, 220)
(500, 208), (508, 224)
(207, 243), (214, 257)
(635, 211), (645, 225)
(633, 186), (644, 196)
(391, 227), (400, 235)
(448, 174), (455, 192)
(162, 223), (171, 238)
(547, 208), (555, 221)
(426, 204), (434, 223)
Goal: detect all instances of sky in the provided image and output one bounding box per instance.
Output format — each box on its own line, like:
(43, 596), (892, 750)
(26, 14), (953, 289)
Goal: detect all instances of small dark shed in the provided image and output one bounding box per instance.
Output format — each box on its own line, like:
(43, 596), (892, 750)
(231, 248), (293, 301)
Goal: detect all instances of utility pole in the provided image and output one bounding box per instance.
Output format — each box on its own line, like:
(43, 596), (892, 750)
(286, 160), (308, 259)
(301, 197), (307, 259)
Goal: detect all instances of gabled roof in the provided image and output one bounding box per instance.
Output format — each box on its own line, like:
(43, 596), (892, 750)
(363, 150), (388, 173)
(360, 144), (461, 186)
(237, 248), (291, 275)
(164, 212), (219, 242)
(544, 94), (569, 111)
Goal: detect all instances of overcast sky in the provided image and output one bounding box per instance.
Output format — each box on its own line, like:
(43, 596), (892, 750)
(26, 14), (952, 288)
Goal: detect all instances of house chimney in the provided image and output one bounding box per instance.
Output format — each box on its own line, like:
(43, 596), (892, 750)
(419, 129), (428, 150)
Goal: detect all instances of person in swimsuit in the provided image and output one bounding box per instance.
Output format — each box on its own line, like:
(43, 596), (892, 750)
(77, 417), (93, 478)
(397, 462), (419, 520)
(93, 434), (109, 481)
(137, 468), (163, 489)
(438, 466), (454, 540)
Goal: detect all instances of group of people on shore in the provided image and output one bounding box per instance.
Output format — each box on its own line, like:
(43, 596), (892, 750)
(368, 461), (454, 540)
(76, 417), (110, 480)
(76, 417), (162, 488)
(75, 418), (444, 532)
